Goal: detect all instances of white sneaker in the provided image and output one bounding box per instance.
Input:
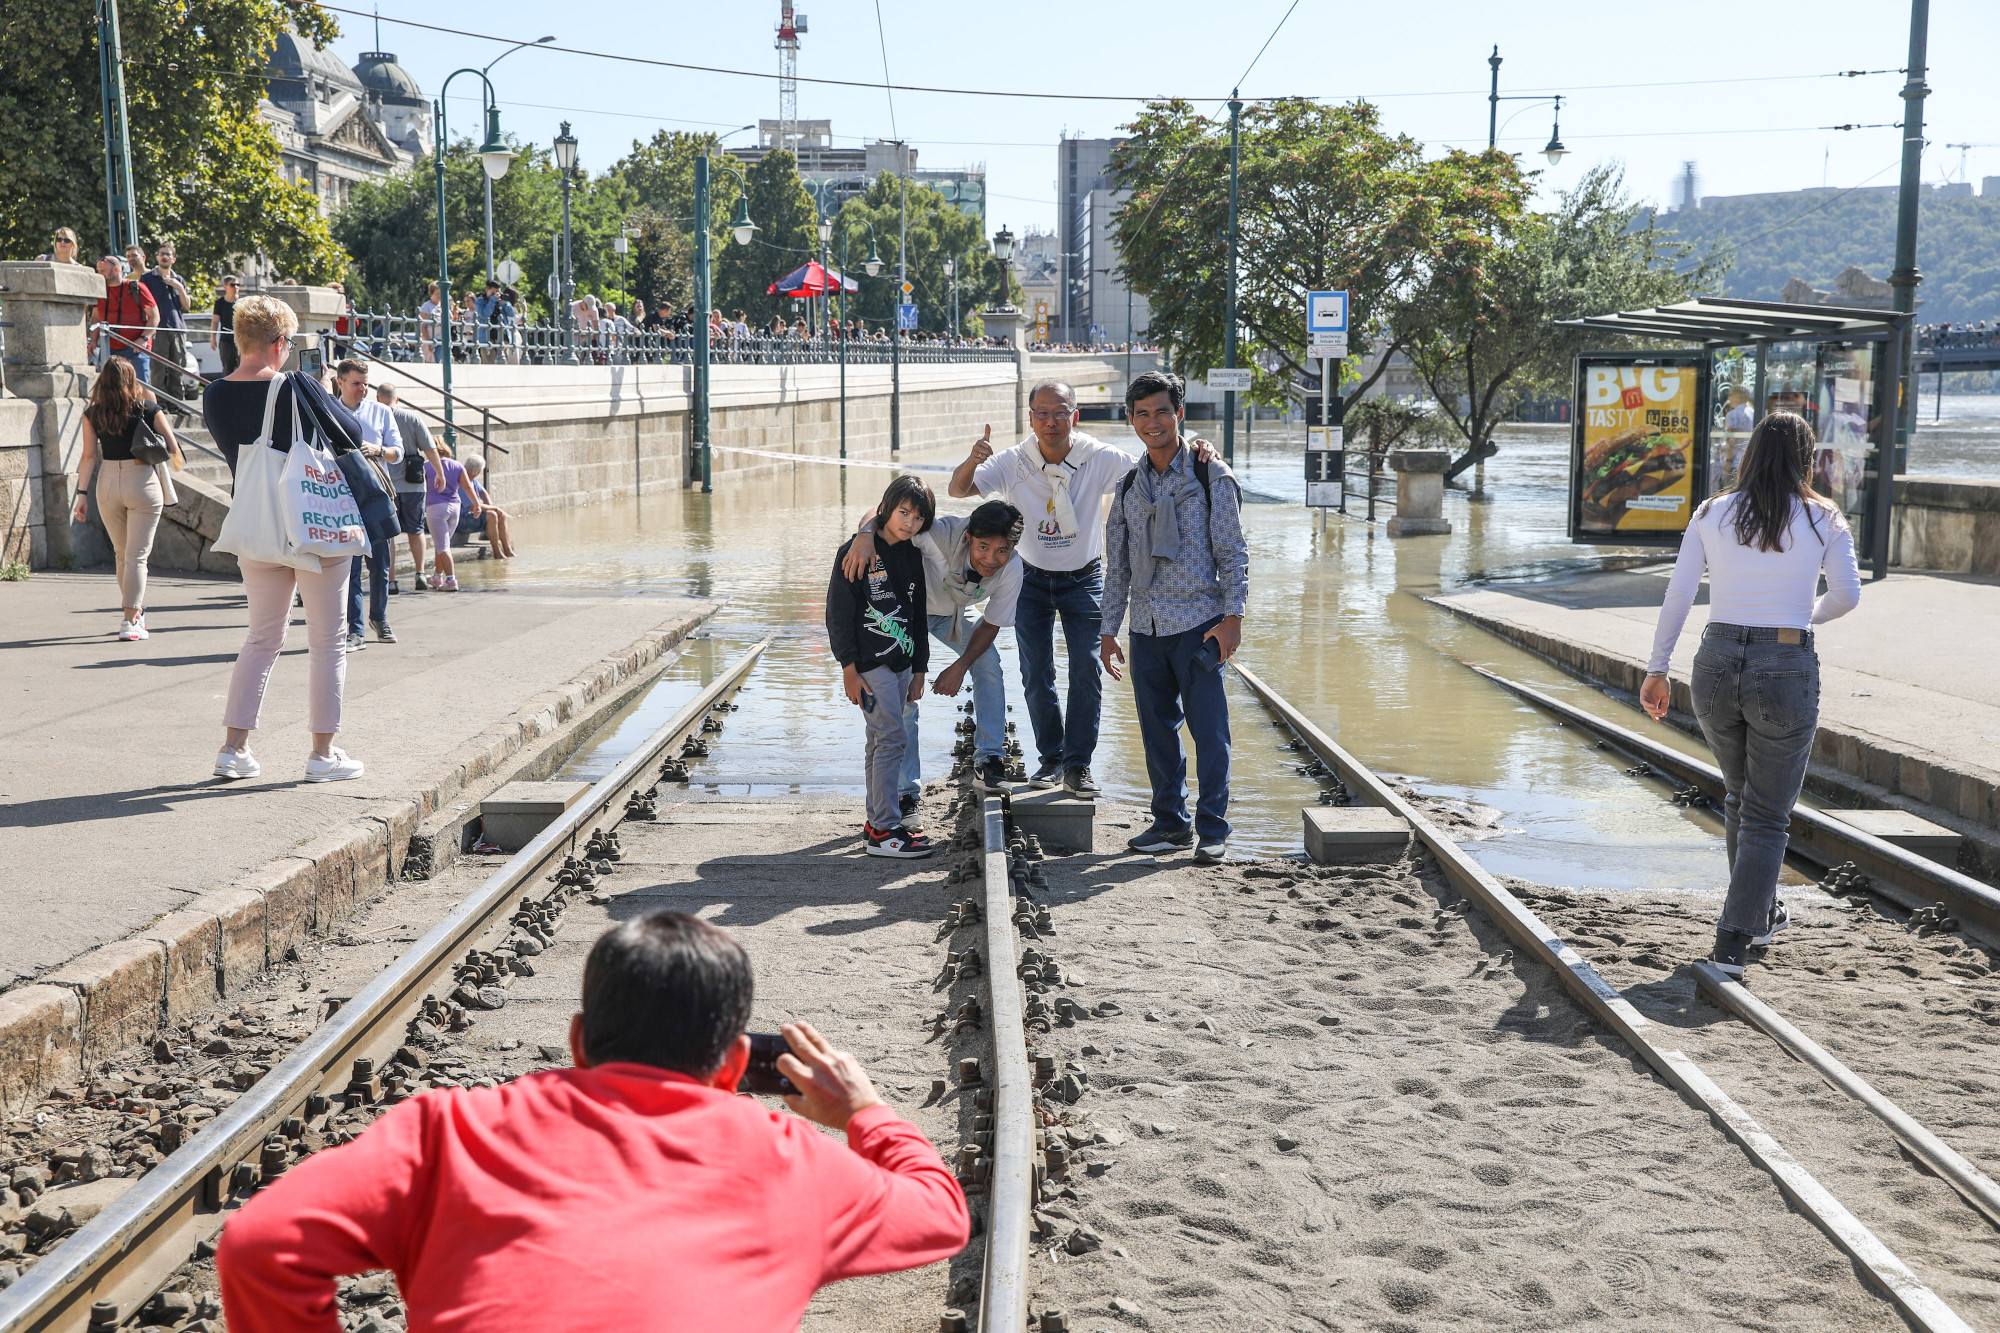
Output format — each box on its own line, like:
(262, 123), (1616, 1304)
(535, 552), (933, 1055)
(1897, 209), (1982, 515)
(119, 614), (149, 641)
(305, 747), (365, 783)
(213, 747), (261, 780)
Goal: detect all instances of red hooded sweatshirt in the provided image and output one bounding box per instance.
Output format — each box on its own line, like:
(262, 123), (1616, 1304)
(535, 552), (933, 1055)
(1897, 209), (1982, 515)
(217, 1063), (968, 1332)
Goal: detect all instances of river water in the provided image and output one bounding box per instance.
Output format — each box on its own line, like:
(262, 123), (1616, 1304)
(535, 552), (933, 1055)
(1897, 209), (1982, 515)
(456, 412), (1973, 890)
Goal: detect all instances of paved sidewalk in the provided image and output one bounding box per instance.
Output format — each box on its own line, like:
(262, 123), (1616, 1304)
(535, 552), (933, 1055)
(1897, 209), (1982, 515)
(0, 572), (709, 988)
(1433, 568), (2000, 838)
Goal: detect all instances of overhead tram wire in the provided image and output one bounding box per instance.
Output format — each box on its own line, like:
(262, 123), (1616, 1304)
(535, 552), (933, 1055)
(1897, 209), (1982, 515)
(314, 5), (1897, 106)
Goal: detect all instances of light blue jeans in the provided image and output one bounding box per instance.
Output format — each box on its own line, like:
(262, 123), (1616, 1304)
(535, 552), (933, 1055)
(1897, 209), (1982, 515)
(901, 610), (1006, 800)
(1689, 624), (1821, 937)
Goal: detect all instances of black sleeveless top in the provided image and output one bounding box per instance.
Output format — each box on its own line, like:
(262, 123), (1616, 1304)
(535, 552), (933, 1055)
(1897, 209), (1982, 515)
(95, 407), (166, 463)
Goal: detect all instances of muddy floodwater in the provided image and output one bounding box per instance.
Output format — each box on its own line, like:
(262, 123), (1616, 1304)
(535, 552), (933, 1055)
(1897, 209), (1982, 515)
(456, 425), (1820, 891)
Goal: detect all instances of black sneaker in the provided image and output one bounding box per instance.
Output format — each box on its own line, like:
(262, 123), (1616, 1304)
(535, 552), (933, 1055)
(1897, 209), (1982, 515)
(899, 793), (924, 829)
(386, 580), (401, 596)
(1750, 900), (1791, 947)
(1128, 827), (1193, 854)
(976, 757), (1008, 792)
(1062, 766), (1101, 798)
(1028, 759), (1063, 790)
(1710, 928), (1752, 980)
(1193, 840), (1227, 866)
(866, 824), (934, 859)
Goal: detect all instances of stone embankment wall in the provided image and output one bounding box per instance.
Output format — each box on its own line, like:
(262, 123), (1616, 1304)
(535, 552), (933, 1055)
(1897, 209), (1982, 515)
(1892, 477), (2000, 577)
(1, 266), (1027, 569)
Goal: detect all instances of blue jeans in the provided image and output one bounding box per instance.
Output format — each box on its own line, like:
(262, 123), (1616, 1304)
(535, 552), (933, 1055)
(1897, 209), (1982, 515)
(1129, 616), (1233, 843)
(1014, 560), (1103, 772)
(901, 610), (1006, 799)
(1689, 625), (1821, 937)
(110, 347), (150, 384)
(348, 539), (391, 634)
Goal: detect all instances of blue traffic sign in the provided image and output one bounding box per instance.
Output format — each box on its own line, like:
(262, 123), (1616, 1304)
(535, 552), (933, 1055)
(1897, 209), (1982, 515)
(1307, 291), (1349, 334)
(897, 303), (919, 331)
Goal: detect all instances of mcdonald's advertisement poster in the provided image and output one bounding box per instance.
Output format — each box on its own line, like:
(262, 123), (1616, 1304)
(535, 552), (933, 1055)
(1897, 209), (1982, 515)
(1572, 356), (1707, 542)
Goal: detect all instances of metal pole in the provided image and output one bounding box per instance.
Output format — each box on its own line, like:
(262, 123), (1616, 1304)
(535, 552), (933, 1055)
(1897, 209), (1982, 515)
(559, 172), (577, 366)
(839, 230), (848, 459)
(482, 90), (496, 287)
(96, 0), (138, 254)
(1488, 46), (1502, 149)
(892, 157), (907, 457)
(1224, 91), (1242, 467)
(1325, 356), (1338, 517)
(1881, 0), (1930, 580)
(695, 154), (713, 493)
(433, 96), (457, 447)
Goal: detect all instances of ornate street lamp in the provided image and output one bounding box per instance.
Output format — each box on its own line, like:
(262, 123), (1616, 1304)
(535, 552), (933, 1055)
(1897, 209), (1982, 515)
(837, 219), (882, 461)
(992, 226), (1016, 311)
(553, 121), (579, 365)
(692, 155), (756, 492)
(1542, 96), (1568, 165)
(433, 69), (513, 442)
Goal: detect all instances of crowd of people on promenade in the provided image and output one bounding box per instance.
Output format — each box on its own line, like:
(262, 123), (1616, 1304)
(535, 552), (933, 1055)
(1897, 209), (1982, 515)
(1029, 340), (1161, 354)
(826, 371), (1248, 862)
(1916, 319), (2000, 350)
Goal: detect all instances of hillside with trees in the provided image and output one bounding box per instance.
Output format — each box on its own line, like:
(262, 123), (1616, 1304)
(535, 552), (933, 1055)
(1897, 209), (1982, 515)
(1652, 188), (2000, 322)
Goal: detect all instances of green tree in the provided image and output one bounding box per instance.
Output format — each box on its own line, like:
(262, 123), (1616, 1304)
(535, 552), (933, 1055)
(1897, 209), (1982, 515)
(611, 129), (735, 233)
(628, 210), (694, 316)
(1111, 98), (1526, 411)
(1399, 163), (1727, 477)
(0, 0), (346, 288)
(712, 149), (819, 327)
(831, 173), (1008, 335)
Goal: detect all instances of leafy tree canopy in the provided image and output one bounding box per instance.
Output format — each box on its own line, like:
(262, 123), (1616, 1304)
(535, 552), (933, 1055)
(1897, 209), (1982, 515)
(0, 0), (346, 294)
(831, 172), (1012, 336)
(1111, 98), (1526, 410)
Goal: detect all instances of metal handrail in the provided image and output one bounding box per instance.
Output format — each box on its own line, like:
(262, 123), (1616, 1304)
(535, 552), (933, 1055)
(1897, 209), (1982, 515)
(91, 324), (224, 462)
(0, 630), (761, 1333)
(328, 338), (510, 456)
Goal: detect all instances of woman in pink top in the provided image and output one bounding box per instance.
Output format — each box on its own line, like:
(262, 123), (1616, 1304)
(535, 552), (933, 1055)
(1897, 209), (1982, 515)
(1641, 412), (1861, 978)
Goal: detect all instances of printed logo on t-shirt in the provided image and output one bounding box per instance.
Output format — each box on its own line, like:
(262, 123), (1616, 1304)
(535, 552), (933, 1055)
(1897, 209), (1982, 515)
(1035, 498), (1075, 551)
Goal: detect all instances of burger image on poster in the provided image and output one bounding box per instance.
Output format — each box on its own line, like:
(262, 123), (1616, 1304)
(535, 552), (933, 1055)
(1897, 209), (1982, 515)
(1580, 364), (1692, 534)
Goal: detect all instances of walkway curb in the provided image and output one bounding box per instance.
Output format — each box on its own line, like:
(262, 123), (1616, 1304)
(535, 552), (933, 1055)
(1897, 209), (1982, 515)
(1428, 594), (2000, 875)
(0, 604), (715, 1114)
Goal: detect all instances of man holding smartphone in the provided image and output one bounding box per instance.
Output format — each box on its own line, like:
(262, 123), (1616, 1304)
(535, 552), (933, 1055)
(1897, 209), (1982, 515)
(1100, 371), (1249, 863)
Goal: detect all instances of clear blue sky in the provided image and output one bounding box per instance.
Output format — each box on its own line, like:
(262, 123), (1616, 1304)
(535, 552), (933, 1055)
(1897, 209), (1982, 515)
(332, 0), (2000, 235)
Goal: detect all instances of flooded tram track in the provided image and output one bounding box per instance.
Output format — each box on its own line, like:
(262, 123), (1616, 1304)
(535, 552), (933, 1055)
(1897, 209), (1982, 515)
(4, 642), (1998, 1333)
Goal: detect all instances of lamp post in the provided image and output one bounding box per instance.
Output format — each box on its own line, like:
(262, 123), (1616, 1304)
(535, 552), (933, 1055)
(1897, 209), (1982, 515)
(891, 145), (909, 457)
(837, 222), (884, 461)
(553, 122), (578, 366)
(1487, 47), (1569, 162)
(1883, 0), (1932, 579)
(1224, 89), (1242, 466)
(944, 257), (958, 338)
(693, 153), (757, 493)
(480, 36), (553, 285)
(434, 69), (516, 444)
(817, 216), (833, 346)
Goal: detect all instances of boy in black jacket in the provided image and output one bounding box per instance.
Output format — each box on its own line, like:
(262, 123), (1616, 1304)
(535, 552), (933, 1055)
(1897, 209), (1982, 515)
(827, 476), (935, 857)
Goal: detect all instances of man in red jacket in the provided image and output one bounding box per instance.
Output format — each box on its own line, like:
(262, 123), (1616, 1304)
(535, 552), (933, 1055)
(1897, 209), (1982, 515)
(218, 910), (968, 1332)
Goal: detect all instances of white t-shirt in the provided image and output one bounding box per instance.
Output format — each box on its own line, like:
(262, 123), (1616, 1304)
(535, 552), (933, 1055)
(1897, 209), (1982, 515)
(915, 514), (1023, 625)
(970, 432), (1137, 571)
(1647, 492), (1862, 674)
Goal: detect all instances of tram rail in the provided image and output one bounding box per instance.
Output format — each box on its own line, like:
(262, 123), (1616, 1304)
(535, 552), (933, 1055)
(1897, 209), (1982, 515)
(0, 639), (771, 1333)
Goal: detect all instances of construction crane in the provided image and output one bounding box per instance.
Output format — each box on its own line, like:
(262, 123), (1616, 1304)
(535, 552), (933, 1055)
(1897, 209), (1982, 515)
(1945, 143), (1998, 185)
(775, 3), (806, 156)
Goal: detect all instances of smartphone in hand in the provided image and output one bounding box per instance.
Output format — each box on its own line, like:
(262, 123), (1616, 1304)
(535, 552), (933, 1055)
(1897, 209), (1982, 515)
(738, 1032), (797, 1095)
(1192, 636), (1223, 673)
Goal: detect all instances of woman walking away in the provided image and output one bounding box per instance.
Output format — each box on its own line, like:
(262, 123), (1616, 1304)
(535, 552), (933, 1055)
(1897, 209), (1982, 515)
(73, 357), (182, 640)
(201, 295), (369, 784)
(1641, 412), (1861, 979)
(423, 442), (483, 591)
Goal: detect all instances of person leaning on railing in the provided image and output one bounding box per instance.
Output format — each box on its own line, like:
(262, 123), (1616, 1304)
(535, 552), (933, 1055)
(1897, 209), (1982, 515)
(216, 909), (967, 1333)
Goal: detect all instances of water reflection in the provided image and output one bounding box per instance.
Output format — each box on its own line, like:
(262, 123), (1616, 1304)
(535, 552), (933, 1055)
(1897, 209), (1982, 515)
(497, 425), (1814, 888)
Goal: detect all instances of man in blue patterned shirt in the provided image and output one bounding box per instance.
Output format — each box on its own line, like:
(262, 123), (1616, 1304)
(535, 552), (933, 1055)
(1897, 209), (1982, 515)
(1099, 371), (1250, 864)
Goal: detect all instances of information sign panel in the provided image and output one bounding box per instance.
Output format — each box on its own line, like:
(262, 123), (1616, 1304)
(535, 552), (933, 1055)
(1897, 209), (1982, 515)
(1308, 334), (1347, 360)
(1206, 367), (1253, 392)
(896, 303), (920, 331)
(1307, 290), (1349, 334)
(1305, 449), (1344, 508)
(1308, 426), (1343, 452)
(1568, 352), (1710, 546)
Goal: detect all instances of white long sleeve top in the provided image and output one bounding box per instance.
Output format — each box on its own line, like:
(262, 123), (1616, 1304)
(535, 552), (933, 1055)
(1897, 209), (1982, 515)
(1647, 493), (1862, 674)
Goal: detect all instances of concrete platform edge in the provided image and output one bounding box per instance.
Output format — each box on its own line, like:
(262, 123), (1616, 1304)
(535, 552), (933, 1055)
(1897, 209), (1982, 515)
(0, 602), (716, 1113)
(1427, 594), (2000, 880)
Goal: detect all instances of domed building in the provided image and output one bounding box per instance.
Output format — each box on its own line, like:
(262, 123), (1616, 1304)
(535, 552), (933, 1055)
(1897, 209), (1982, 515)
(261, 27), (431, 217)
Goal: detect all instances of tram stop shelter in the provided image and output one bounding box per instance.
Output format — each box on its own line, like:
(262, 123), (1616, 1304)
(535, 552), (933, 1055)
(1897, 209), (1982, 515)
(1558, 296), (1912, 578)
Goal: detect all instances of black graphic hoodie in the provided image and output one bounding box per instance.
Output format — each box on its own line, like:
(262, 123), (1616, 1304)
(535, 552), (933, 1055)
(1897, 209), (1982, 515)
(825, 535), (929, 676)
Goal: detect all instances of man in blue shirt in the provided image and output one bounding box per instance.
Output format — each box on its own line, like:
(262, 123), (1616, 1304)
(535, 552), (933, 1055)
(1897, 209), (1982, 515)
(474, 281), (504, 364)
(1099, 371), (1249, 864)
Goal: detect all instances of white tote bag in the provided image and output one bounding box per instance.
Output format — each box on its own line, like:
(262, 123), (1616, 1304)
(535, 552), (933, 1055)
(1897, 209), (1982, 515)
(213, 376), (317, 572)
(280, 383), (368, 559)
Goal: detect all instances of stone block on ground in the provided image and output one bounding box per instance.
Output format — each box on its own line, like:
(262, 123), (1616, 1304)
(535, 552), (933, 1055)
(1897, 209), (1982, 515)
(0, 987), (84, 1115)
(481, 780), (591, 851)
(1009, 787), (1094, 854)
(1824, 808), (1963, 866)
(1304, 806), (1411, 863)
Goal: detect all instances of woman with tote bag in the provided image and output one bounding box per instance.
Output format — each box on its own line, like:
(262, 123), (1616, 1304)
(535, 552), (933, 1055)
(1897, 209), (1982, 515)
(202, 295), (370, 784)
(1641, 412), (1862, 979)
(71, 356), (184, 641)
